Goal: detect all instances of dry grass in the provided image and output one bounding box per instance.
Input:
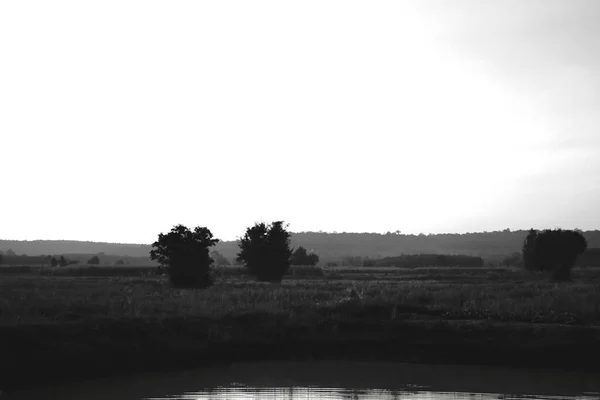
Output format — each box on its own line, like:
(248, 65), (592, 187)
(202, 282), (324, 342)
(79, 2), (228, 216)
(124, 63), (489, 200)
(1, 266), (599, 326)
(2, 266), (600, 390)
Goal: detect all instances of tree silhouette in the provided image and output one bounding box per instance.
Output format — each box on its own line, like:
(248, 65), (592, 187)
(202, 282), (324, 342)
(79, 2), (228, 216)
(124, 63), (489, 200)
(58, 256), (68, 267)
(522, 229), (538, 271)
(50, 257), (58, 267)
(150, 224), (219, 288)
(521, 228), (587, 281)
(210, 250), (230, 266)
(237, 221), (292, 282)
(290, 246), (319, 266)
(87, 255), (100, 265)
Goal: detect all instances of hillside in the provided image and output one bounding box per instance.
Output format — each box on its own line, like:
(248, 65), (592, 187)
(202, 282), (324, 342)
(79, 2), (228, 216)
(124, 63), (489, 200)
(3, 230), (600, 265)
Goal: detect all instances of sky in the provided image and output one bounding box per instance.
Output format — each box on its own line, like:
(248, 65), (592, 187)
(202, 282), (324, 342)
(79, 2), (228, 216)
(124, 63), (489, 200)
(1, 0), (599, 243)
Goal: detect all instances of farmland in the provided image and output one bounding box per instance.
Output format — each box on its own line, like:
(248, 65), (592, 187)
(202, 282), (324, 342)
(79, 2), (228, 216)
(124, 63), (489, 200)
(1, 265), (600, 390)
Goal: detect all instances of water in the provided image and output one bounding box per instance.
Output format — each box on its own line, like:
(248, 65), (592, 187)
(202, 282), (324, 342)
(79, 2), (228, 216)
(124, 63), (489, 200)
(4, 361), (600, 400)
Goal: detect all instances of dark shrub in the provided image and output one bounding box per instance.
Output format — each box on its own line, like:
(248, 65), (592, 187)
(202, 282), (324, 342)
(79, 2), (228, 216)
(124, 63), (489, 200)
(521, 228), (588, 281)
(87, 256), (100, 265)
(150, 224), (219, 288)
(290, 246), (319, 266)
(237, 221), (292, 282)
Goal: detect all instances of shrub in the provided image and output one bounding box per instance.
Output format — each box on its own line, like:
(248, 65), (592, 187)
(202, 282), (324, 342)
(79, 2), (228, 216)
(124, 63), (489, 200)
(210, 250), (231, 266)
(290, 246), (319, 266)
(150, 224), (219, 288)
(87, 256), (100, 265)
(502, 252), (522, 267)
(521, 228), (588, 281)
(237, 221), (292, 282)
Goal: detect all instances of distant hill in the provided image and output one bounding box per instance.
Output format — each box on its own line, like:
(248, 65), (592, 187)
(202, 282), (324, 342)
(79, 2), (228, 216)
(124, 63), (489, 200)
(0, 240), (151, 258)
(3, 230), (600, 266)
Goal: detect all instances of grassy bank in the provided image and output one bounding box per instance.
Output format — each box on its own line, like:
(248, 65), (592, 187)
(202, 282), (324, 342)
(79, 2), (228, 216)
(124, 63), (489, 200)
(1, 266), (600, 390)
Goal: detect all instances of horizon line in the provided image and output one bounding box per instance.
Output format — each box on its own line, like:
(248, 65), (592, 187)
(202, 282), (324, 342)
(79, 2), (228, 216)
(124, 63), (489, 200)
(0, 227), (593, 246)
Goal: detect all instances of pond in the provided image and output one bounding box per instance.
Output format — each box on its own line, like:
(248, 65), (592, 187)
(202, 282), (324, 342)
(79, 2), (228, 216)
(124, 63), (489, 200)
(4, 361), (599, 399)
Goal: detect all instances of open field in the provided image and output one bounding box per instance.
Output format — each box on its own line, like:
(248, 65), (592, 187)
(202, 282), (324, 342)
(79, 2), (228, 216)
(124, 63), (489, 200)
(1, 265), (600, 390)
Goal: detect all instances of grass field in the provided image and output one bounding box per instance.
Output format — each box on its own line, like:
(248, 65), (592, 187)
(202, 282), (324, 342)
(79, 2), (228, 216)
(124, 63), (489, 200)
(1, 265), (600, 390)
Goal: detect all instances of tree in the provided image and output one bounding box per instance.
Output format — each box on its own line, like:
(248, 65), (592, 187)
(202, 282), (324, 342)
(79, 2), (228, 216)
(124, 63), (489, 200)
(150, 224), (219, 288)
(522, 229), (538, 271)
(50, 257), (58, 267)
(5, 248), (15, 256)
(521, 228), (588, 281)
(502, 252), (522, 267)
(87, 255), (100, 265)
(58, 256), (68, 267)
(210, 250), (230, 266)
(114, 259), (125, 265)
(290, 246), (319, 266)
(237, 221), (292, 282)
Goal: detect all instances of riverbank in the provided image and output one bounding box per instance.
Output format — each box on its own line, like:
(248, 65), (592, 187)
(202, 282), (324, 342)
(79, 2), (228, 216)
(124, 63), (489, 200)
(1, 267), (600, 390)
(2, 314), (600, 391)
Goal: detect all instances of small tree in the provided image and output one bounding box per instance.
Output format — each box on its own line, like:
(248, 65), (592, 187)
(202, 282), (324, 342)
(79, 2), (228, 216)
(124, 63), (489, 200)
(237, 221), (292, 282)
(50, 257), (58, 267)
(150, 224), (219, 288)
(522, 229), (539, 271)
(290, 246), (319, 266)
(521, 228), (587, 281)
(502, 252), (522, 267)
(58, 256), (68, 267)
(210, 250), (230, 266)
(87, 255), (100, 265)
(114, 259), (125, 265)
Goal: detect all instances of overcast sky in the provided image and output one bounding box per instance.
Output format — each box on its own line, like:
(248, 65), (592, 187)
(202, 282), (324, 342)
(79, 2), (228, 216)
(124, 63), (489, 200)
(1, 0), (599, 243)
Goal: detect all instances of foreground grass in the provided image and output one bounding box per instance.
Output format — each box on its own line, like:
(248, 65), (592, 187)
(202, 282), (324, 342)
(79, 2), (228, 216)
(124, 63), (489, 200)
(1, 266), (600, 390)
(1, 267), (599, 325)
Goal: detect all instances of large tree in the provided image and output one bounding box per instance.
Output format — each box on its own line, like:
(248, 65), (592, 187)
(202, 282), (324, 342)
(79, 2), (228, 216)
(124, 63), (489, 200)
(150, 224), (219, 288)
(521, 228), (587, 281)
(521, 229), (539, 271)
(237, 221), (292, 282)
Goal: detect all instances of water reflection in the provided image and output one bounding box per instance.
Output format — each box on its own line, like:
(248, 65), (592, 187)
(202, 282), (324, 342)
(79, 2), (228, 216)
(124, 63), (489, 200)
(146, 386), (600, 400)
(5, 361), (600, 400)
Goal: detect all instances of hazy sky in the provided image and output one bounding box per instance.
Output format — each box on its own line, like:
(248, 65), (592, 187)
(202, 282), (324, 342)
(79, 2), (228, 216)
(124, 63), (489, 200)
(1, 1), (599, 243)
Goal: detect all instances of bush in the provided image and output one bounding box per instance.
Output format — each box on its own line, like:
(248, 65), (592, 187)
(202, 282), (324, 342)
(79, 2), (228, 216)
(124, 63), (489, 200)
(87, 256), (100, 265)
(376, 254), (484, 268)
(150, 224), (219, 288)
(210, 250), (231, 266)
(237, 221), (292, 282)
(521, 228), (588, 281)
(502, 252), (522, 267)
(290, 246), (319, 266)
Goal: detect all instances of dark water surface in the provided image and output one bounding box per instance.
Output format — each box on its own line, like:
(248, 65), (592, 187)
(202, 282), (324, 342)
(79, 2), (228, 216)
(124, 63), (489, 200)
(4, 361), (599, 400)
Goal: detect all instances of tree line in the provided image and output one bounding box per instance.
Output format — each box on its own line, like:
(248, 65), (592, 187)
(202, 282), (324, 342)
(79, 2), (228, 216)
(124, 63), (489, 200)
(150, 221), (319, 288)
(149, 223), (589, 289)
